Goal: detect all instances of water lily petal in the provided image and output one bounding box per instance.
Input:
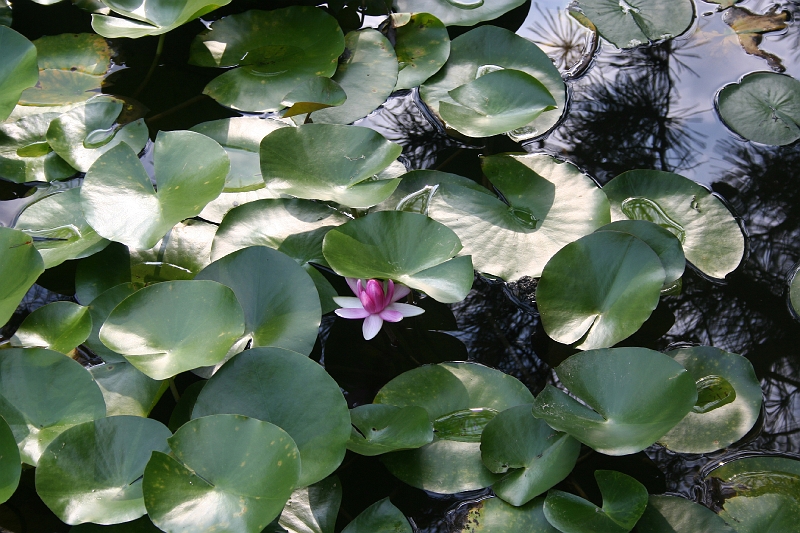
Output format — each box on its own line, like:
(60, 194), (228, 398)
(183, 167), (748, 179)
(336, 307), (371, 319)
(362, 314), (384, 340)
(365, 279), (386, 312)
(379, 309), (404, 322)
(391, 284), (411, 302)
(346, 277), (360, 295)
(385, 280), (395, 303)
(333, 296), (364, 308)
(386, 302), (425, 317)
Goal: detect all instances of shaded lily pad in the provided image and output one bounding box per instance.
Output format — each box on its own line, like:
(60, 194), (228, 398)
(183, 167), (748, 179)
(99, 280), (246, 380)
(0, 26), (38, 121)
(0, 348), (106, 466)
(89, 362), (167, 417)
(480, 405), (580, 506)
(74, 243), (133, 305)
(392, 13), (449, 91)
(393, 0), (526, 26)
(347, 404), (434, 456)
(311, 29), (398, 125)
(531, 348), (697, 455)
(85, 283), (140, 363)
(10, 301), (91, 354)
(717, 71), (800, 146)
(167, 381), (205, 433)
(143, 415), (300, 533)
(569, 0), (695, 49)
(456, 496), (560, 533)
(323, 211), (474, 303)
(35, 416), (171, 525)
(536, 231), (665, 349)
(0, 112), (76, 183)
(543, 470), (648, 533)
(92, 0), (233, 38)
(278, 475), (341, 533)
(0, 416), (21, 505)
(341, 498), (411, 533)
(190, 7), (344, 112)
(0, 227), (45, 326)
(421, 26), (565, 141)
(719, 494), (800, 533)
(192, 348), (350, 488)
(81, 130), (229, 250)
(658, 346), (762, 453)
(15, 187), (109, 269)
(603, 169), (746, 279)
(129, 219), (217, 283)
(281, 76), (347, 118)
(637, 495), (736, 533)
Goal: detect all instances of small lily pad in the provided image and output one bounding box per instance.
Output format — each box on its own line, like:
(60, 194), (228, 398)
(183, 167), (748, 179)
(341, 498), (412, 533)
(92, 0), (233, 38)
(455, 496), (560, 533)
(0, 416), (21, 505)
(10, 301), (91, 354)
(392, 13), (450, 91)
(129, 219), (217, 283)
(279, 475), (342, 533)
(347, 404), (434, 456)
(0, 112), (76, 183)
(719, 494), (800, 533)
(637, 495), (736, 533)
(89, 362), (167, 417)
(281, 76), (347, 118)
(393, 0), (526, 26)
(0, 26), (38, 121)
(0, 227), (45, 326)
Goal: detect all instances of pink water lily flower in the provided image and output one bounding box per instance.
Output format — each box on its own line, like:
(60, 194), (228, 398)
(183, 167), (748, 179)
(334, 278), (425, 340)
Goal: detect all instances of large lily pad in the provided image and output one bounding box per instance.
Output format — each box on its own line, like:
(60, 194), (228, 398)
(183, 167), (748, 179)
(421, 26), (565, 141)
(531, 348), (697, 455)
(0, 112), (76, 183)
(189, 7), (344, 112)
(89, 362), (167, 417)
(278, 476), (341, 533)
(99, 280), (246, 380)
(35, 416), (171, 525)
(10, 301), (91, 354)
(196, 246), (321, 356)
(341, 498), (412, 533)
(0, 227), (45, 326)
(0, 416), (20, 505)
(535, 231), (665, 349)
(603, 169), (746, 279)
(0, 348), (106, 466)
(637, 495), (736, 533)
(393, 0), (526, 26)
(143, 414), (300, 533)
(456, 497), (560, 533)
(392, 13), (450, 91)
(0, 26), (38, 121)
(92, 0), (233, 38)
(15, 187), (109, 269)
(311, 29), (398, 125)
(717, 72), (800, 146)
(260, 123), (403, 208)
(192, 348), (350, 488)
(658, 346), (762, 453)
(347, 404), (434, 456)
(323, 211), (474, 303)
(480, 405), (580, 507)
(81, 130), (229, 250)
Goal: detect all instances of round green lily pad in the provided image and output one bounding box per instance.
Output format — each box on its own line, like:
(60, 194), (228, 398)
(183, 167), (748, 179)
(10, 301), (91, 354)
(0, 26), (38, 121)
(392, 13), (450, 90)
(393, 0), (526, 26)
(0, 227), (45, 327)
(0, 112), (76, 183)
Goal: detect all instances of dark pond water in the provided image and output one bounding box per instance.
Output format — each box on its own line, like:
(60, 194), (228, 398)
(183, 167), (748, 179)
(2, 0), (800, 531)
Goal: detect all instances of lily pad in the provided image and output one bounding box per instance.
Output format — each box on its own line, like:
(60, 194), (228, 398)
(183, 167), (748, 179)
(456, 496), (560, 533)
(85, 283), (140, 363)
(717, 72), (800, 146)
(192, 348), (350, 488)
(637, 495), (736, 533)
(0, 416), (20, 505)
(260, 123), (403, 208)
(543, 470), (648, 533)
(74, 243), (133, 305)
(92, 0), (233, 38)
(705, 455), (800, 499)
(0, 112), (76, 183)
(15, 187), (109, 269)
(197, 187), (281, 223)
(603, 169), (746, 279)
(99, 280), (246, 380)
(569, 0), (695, 49)
(658, 346), (762, 453)
(535, 231), (665, 349)
(0, 227), (45, 326)
(420, 26), (565, 142)
(278, 476), (341, 533)
(392, 13), (449, 91)
(143, 414), (300, 533)
(281, 76), (347, 118)
(0, 348), (106, 466)
(35, 416), (171, 525)
(190, 7), (344, 112)
(323, 211), (474, 303)
(0, 26), (38, 121)
(480, 405), (580, 506)
(89, 362), (167, 417)
(719, 494), (800, 533)
(129, 219), (217, 283)
(341, 498), (412, 533)
(393, 0), (526, 26)
(531, 348), (697, 455)
(10, 301), (91, 354)
(81, 130), (229, 250)
(311, 29), (398, 125)
(347, 404), (434, 456)
(70, 516), (162, 532)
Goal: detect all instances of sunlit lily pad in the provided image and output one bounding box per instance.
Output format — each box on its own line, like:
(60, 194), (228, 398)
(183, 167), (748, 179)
(0, 227), (45, 326)
(197, 187), (281, 223)
(706, 455), (800, 500)
(480, 405), (580, 507)
(35, 416), (171, 525)
(536, 231), (665, 349)
(543, 470), (648, 533)
(531, 348), (697, 455)
(189, 7), (344, 112)
(456, 496), (559, 533)
(89, 362), (167, 417)
(85, 283), (139, 363)
(129, 219), (217, 283)
(260, 123), (404, 208)
(393, 0), (526, 26)
(717, 71), (800, 146)
(0, 26), (38, 121)
(92, 0), (233, 38)
(603, 169), (746, 279)
(392, 13), (449, 91)
(323, 211), (474, 303)
(281, 76), (347, 118)
(0, 348), (106, 466)
(341, 498), (412, 533)
(143, 415), (300, 533)
(15, 187), (109, 269)
(81, 130), (229, 250)
(278, 475), (341, 533)
(99, 280), (245, 380)
(569, 0), (695, 49)
(10, 301), (91, 354)
(421, 26), (565, 141)
(347, 404), (433, 456)
(0, 416), (20, 505)
(637, 495), (736, 533)
(311, 29), (398, 125)
(0, 112), (76, 183)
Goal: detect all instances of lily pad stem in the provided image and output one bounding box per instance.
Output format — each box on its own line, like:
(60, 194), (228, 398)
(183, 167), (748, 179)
(133, 33), (166, 99)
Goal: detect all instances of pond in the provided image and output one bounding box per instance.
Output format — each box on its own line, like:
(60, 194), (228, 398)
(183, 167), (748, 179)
(1, 0), (800, 531)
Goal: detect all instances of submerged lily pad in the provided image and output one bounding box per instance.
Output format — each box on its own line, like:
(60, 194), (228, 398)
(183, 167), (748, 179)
(190, 7), (344, 112)
(341, 498), (412, 533)
(347, 404), (434, 456)
(89, 362), (167, 417)
(92, 0), (233, 38)
(637, 495), (736, 533)
(0, 416), (20, 505)
(0, 112), (76, 183)
(717, 72), (800, 146)
(0, 26), (38, 121)
(603, 169), (745, 279)
(10, 301), (91, 354)
(393, 0), (526, 26)
(392, 13), (450, 90)
(531, 348), (697, 455)
(0, 227), (45, 326)
(456, 497), (559, 533)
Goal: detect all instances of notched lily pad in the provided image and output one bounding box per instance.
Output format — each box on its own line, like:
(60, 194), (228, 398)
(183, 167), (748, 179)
(0, 112), (76, 183)
(348, 404), (434, 456)
(341, 498), (412, 533)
